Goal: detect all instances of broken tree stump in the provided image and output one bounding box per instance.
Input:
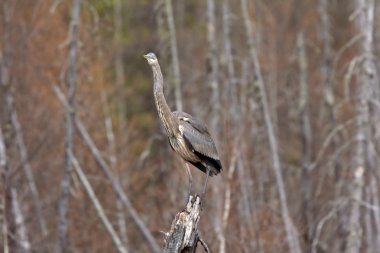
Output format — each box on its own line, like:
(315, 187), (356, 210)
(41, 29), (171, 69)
(163, 195), (209, 253)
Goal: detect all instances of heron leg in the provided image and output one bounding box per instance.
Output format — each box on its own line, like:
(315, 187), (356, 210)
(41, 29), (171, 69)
(185, 163), (193, 199)
(201, 169), (210, 198)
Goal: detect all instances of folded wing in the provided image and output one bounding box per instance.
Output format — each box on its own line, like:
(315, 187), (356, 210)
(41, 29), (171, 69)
(173, 111), (221, 171)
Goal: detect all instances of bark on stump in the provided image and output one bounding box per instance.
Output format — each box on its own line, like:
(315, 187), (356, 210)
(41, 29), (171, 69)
(163, 195), (202, 253)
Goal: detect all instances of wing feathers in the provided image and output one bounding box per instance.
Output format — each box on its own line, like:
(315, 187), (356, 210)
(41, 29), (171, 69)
(173, 111), (222, 173)
(182, 129), (219, 160)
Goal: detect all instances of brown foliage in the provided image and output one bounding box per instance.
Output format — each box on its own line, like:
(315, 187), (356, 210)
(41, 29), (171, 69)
(1, 0), (380, 252)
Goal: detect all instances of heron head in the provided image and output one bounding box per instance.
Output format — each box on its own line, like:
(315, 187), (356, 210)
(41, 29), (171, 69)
(143, 52), (158, 65)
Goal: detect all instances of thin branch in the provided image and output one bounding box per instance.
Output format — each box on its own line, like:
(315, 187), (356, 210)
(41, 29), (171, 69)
(355, 199), (380, 212)
(311, 200), (347, 253)
(241, 1), (302, 252)
(69, 152), (127, 253)
(331, 34), (363, 81)
(343, 56), (362, 100)
(101, 92), (129, 250)
(315, 138), (355, 197)
(199, 237), (210, 253)
(310, 118), (357, 171)
(10, 96), (47, 236)
(53, 86), (161, 253)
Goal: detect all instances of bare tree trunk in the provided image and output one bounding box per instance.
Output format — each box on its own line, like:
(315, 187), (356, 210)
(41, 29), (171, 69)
(297, 32), (313, 249)
(1, 2), (13, 252)
(374, 0), (380, 72)
(165, 0), (182, 112)
(345, 1), (375, 253)
(206, 2), (224, 249)
(112, 2), (129, 248)
(319, 2), (347, 252)
(53, 86), (161, 253)
(4, 187), (14, 253)
(222, 0), (239, 129)
(237, 156), (263, 253)
(1, 3), (7, 253)
(3, 91), (46, 251)
(241, 1), (302, 253)
(0, 125), (8, 253)
(10, 94), (47, 236)
(219, 149), (237, 253)
(113, 0), (127, 129)
(319, 0), (334, 114)
(163, 195), (209, 253)
(102, 92), (129, 251)
(369, 176), (380, 250)
(364, 186), (373, 253)
(207, 0), (219, 131)
(218, 2), (237, 252)
(58, 0), (81, 252)
(70, 152), (127, 253)
(1, 109), (15, 253)
(0, 0), (46, 243)
(345, 166), (364, 253)
(369, 1), (380, 249)
(238, 59), (260, 246)
(11, 188), (30, 253)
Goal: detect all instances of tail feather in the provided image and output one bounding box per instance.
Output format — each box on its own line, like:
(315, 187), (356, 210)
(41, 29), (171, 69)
(190, 151), (222, 176)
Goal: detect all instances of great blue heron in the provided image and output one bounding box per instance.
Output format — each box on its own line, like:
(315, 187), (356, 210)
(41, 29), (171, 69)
(144, 52), (222, 196)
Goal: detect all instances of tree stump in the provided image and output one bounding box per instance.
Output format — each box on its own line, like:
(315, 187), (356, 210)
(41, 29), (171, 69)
(163, 195), (205, 253)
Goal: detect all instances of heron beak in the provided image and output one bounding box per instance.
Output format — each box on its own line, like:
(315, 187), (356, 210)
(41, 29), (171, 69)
(143, 54), (148, 59)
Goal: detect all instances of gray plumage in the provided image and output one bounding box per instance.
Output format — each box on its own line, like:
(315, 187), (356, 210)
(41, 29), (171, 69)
(144, 52), (222, 181)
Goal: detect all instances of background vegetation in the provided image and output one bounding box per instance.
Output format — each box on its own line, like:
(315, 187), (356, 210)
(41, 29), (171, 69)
(1, 0), (380, 252)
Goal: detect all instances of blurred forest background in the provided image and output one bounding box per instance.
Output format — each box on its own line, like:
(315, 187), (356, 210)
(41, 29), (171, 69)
(1, 0), (380, 252)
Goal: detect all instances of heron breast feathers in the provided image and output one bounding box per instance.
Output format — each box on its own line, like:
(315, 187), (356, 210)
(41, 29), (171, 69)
(177, 126), (196, 155)
(178, 124), (185, 134)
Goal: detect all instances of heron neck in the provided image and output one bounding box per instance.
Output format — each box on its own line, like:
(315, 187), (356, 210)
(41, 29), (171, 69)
(152, 63), (177, 136)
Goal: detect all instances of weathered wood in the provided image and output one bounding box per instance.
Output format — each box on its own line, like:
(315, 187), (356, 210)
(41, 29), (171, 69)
(164, 195), (203, 253)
